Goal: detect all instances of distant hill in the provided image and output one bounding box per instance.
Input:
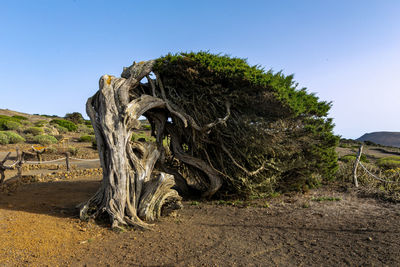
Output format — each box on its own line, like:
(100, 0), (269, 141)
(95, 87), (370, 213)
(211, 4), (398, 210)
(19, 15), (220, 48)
(357, 132), (400, 148)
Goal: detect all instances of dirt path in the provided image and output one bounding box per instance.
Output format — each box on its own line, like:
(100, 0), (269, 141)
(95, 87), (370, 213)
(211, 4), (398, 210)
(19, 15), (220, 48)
(1, 176), (400, 266)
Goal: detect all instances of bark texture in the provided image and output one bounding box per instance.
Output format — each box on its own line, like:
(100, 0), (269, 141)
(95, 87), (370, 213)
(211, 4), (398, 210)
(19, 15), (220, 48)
(80, 61), (183, 229)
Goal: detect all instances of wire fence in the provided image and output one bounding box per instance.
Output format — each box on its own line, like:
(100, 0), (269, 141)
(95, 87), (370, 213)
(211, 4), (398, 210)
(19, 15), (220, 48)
(358, 161), (399, 184)
(353, 144), (400, 186)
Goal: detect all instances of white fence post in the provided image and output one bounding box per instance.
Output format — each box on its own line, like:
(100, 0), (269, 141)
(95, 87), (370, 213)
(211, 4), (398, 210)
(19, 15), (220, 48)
(352, 144), (363, 187)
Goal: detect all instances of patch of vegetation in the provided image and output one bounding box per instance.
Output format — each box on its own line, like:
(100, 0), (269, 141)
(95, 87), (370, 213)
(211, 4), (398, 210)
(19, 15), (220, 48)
(64, 112), (84, 124)
(377, 156), (400, 169)
(79, 135), (95, 143)
(77, 124), (94, 135)
(12, 115), (28, 120)
(54, 124), (68, 134)
(340, 154), (369, 163)
(40, 114), (58, 118)
(67, 146), (79, 156)
(141, 124), (151, 130)
(50, 119), (77, 132)
(0, 131), (25, 144)
(24, 127), (44, 136)
(311, 196), (341, 202)
(0, 132), (9, 144)
(34, 120), (48, 127)
(131, 132), (155, 142)
(0, 118), (22, 131)
(33, 135), (58, 145)
(153, 51), (339, 197)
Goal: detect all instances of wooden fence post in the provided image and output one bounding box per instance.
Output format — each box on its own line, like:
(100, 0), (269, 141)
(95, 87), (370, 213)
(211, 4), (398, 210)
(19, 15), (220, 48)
(36, 151), (42, 163)
(0, 152), (11, 184)
(353, 144), (363, 187)
(16, 148), (23, 178)
(65, 152), (70, 172)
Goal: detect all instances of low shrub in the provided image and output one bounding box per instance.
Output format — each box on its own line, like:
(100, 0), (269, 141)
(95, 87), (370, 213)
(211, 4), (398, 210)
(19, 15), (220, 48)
(45, 146), (58, 154)
(1, 131), (25, 144)
(24, 133), (35, 143)
(77, 124), (94, 135)
(50, 119), (77, 132)
(79, 135), (95, 142)
(339, 154), (368, 163)
(67, 146), (79, 156)
(33, 135), (58, 145)
(377, 156), (400, 169)
(0, 115), (21, 122)
(24, 127), (44, 136)
(34, 120), (48, 127)
(0, 132), (9, 145)
(0, 120), (22, 131)
(64, 112), (84, 124)
(12, 115), (28, 120)
(54, 124), (68, 134)
(141, 124), (151, 130)
(131, 132), (155, 142)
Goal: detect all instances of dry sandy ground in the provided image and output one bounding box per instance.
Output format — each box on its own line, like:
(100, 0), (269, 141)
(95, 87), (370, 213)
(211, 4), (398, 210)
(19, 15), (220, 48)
(0, 175), (399, 266)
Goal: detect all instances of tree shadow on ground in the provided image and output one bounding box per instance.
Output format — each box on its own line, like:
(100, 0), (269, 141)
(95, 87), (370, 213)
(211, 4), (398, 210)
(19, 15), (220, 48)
(0, 178), (101, 219)
(201, 222), (400, 235)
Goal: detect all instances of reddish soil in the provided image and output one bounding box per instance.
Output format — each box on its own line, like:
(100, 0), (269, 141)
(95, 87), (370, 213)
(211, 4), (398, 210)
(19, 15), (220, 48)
(1, 175), (399, 266)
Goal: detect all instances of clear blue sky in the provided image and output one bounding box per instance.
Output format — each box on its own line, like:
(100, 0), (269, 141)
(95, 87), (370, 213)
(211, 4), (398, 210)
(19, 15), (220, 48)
(1, 0), (399, 139)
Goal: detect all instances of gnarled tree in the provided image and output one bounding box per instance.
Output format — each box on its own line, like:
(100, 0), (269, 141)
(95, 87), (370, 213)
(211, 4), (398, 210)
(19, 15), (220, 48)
(80, 52), (338, 229)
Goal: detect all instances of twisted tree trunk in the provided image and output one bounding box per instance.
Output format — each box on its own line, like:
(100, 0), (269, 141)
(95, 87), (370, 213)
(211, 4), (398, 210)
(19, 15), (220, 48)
(79, 60), (231, 229)
(79, 61), (182, 229)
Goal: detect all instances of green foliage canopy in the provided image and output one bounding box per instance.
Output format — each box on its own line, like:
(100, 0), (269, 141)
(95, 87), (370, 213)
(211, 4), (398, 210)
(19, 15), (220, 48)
(151, 52), (338, 196)
(50, 119), (78, 132)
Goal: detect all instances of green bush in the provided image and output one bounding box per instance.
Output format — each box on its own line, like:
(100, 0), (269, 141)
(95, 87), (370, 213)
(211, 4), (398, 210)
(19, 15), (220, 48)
(54, 124), (68, 134)
(340, 154), (368, 163)
(0, 132), (9, 145)
(0, 120), (22, 130)
(0, 131), (25, 144)
(0, 115), (21, 122)
(377, 156), (400, 169)
(12, 115), (28, 120)
(24, 127), (44, 136)
(79, 135), (95, 142)
(67, 146), (79, 156)
(141, 124), (151, 130)
(131, 132), (155, 142)
(64, 112), (84, 124)
(33, 135), (58, 145)
(50, 119), (77, 131)
(34, 120), (48, 127)
(77, 124), (94, 135)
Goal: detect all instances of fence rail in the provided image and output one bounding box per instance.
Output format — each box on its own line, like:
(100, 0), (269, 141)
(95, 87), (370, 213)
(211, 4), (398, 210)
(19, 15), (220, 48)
(0, 149), (100, 184)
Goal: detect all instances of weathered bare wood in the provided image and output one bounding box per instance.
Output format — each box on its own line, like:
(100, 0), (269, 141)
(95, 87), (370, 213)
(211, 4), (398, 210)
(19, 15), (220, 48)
(0, 151), (24, 184)
(79, 61), (182, 230)
(65, 152), (70, 172)
(353, 144), (363, 187)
